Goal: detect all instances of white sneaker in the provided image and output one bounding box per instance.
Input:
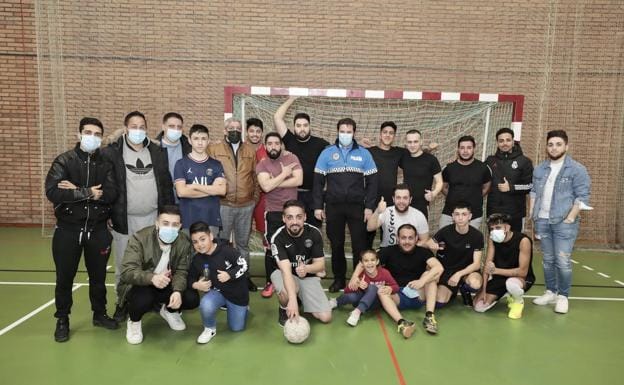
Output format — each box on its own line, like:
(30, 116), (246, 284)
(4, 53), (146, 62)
(126, 320), (143, 344)
(532, 290), (557, 306)
(328, 298), (338, 310)
(554, 295), (569, 314)
(196, 327), (216, 344)
(346, 310), (361, 327)
(159, 305), (186, 331)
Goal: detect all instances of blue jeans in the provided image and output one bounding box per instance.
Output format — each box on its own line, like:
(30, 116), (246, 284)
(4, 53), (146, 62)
(199, 290), (247, 332)
(336, 285), (380, 313)
(535, 219), (579, 297)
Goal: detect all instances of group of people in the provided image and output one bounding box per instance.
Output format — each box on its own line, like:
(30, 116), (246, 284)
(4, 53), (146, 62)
(45, 97), (591, 344)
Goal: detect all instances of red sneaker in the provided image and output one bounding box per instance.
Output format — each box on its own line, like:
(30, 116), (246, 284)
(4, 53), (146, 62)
(261, 282), (274, 298)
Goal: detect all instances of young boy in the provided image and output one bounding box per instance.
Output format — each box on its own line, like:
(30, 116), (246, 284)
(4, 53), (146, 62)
(174, 124), (227, 233)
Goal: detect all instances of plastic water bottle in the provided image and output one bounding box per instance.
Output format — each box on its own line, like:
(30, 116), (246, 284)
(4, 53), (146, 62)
(203, 264), (210, 280)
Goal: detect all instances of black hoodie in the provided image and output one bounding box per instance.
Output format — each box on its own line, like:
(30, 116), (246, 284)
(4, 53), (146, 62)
(485, 143), (533, 217)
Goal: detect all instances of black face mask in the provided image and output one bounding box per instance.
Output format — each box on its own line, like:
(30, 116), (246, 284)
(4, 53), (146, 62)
(268, 149), (281, 160)
(227, 130), (241, 144)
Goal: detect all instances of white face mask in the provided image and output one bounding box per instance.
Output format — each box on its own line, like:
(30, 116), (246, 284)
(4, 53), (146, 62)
(127, 129), (147, 145)
(165, 129), (182, 143)
(80, 134), (102, 153)
(490, 229), (506, 243)
(338, 132), (353, 147)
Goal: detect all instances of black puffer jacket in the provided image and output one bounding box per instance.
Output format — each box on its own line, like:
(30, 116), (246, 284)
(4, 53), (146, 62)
(100, 136), (174, 234)
(45, 144), (117, 231)
(485, 143), (533, 217)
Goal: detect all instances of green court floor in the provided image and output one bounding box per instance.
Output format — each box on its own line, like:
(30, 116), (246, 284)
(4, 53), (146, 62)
(0, 228), (622, 385)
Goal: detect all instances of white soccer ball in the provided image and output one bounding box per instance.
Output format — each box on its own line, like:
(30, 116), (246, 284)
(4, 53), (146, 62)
(283, 317), (310, 344)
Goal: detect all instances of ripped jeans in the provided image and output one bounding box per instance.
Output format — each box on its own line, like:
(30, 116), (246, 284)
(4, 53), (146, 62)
(534, 219), (579, 297)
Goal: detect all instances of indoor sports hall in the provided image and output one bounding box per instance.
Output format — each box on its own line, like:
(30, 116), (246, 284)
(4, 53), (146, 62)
(1, 2), (622, 385)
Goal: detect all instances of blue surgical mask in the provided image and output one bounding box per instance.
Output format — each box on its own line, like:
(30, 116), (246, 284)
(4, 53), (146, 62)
(338, 132), (353, 147)
(165, 129), (182, 143)
(80, 134), (102, 153)
(127, 129), (147, 145)
(490, 229), (506, 243)
(158, 226), (179, 244)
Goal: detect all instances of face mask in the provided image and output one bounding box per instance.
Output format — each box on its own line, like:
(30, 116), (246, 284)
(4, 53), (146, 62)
(490, 229), (506, 243)
(127, 129), (147, 145)
(268, 149), (281, 160)
(338, 132), (353, 147)
(165, 129), (182, 143)
(80, 134), (102, 153)
(158, 226), (179, 244)
(227, 130), (241, 144)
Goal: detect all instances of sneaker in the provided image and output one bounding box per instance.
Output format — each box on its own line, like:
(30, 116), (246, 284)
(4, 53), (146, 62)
(93, 313), (119, 330)
(554, 295), (569, 314)
(346, 310), (361, 327)
(423, 314), (438, 335)
(159, 305), (186, 331)
(397, 319), (416, 339)
(474, 300), (497, 313)
(126, 319), (143, 344)
(261, 282), (274, 298)
(532, 290), (557, 306)
(507, 299), (524, 319)
(196, 327), (216, 344)
(54, 317), (70, 343)
(328, 298), (338, 310)
(459, 286), (473, 307)
(113, 303), (128, 323)
(278, 307), (288, 327)
(247, 277), (258, 292)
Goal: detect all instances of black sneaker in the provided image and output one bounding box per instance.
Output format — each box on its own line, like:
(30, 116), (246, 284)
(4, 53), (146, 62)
(93, 313), (119, 330)
(54, 317), (70, 342)
(278, 307), (288, 327)
(423, 313), (438, 335)
(459, 286), (473, 307)
(113, 303), (128, 323)
(247, 277), (258, 292)
(328, 279), (345, 293)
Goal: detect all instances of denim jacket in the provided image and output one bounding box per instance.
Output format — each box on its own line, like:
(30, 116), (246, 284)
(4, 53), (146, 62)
(530, 155), (591, 224)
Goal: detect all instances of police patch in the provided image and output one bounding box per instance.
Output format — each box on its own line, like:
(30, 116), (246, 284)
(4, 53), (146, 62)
(304, 239), (313, 248)
(511, 161), (518, 169)
(332, 152), (340, 161)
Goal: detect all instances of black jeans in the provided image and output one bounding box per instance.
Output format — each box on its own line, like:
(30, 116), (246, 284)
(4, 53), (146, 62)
(52, 226), (112, 318)
(325, 202), (367, 281)
(298, 190), (322, 229)
(127, 285), (199, 321)
(263, 211), (282, 282)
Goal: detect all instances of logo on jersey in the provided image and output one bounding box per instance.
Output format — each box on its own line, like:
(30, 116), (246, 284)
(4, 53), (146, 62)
(304, 239), (313, 248)
(465, 244), (471, 248)
(350, 155), (362, 162)
(332, 152), (340, 161)
(206, 168), (213, 176)
(187, 168), (193, 174)
(511, 161), (518, 169)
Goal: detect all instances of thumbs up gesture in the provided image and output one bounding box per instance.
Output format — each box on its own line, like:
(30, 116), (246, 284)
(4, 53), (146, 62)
(376, 197), (387, 214)
(498, 177), (510, 192)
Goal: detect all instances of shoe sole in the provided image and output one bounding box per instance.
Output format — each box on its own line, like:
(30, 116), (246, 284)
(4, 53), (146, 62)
(400, 325), (416, 339)
(54, 335), (69, 343)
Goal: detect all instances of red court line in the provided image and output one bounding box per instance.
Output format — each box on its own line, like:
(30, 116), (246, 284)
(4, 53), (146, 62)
(376, 312), (407, 385)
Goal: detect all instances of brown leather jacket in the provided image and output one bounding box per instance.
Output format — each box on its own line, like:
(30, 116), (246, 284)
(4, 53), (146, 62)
(208, 141), (257, 207)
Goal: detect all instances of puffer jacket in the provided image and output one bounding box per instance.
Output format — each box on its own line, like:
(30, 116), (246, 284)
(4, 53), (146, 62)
(207, 141), (256, 207)
(100, 135), (174, 234)
(485, 143), (533, 217)
(45, 144), (117, 231)
(118, 225), (191, 305)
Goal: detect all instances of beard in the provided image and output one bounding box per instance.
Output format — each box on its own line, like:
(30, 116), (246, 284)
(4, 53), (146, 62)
(296, 131), (311, 142)
(268, 149), (281, 160)
(548, 151), (565, 161)
(395, 204), (409, 213)
(287, 224), (302, 236)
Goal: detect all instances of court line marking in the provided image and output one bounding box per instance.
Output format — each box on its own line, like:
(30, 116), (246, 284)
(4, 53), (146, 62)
(0, 284), (83, 336)
(375, 312), (407, 385)
(582, 265), (594, 271)
(598, 272), (611, 278)
(570, 256), (623, 290)
(615, 280), (624, 286)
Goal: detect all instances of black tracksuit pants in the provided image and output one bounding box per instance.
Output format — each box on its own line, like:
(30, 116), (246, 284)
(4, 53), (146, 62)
(325, 202), (367, 281)
(52, 226), (112, 318)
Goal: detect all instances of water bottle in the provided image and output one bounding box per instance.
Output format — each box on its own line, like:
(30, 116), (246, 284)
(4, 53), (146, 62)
(203, 264), (210, 280)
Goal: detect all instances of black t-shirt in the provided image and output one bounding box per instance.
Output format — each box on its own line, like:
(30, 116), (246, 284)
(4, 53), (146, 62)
(434, 225), (484, 273)
(400, 151), (441, 217)
(270, 223), (324, 277)
(187, 240), (249, 306)
(369, 146), (404, 204)
(442, 160), (491, 217)
(282, 130), (329, 191)
(492, 231), (535, 284)
(378, 245), (434, 287)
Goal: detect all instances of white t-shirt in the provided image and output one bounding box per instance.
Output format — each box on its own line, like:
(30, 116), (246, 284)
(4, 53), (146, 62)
(153, 244), (171, 274)
(379, 206), (429, 247)
(538, 160), (564, 219)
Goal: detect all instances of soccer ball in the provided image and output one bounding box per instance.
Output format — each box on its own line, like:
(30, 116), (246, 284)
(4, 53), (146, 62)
(283, 317), (310, 344)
